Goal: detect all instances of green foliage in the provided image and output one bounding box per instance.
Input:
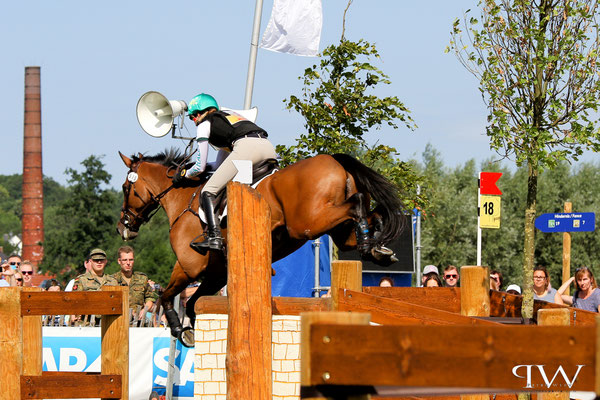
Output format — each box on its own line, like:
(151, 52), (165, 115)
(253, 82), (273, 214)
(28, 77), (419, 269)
(277, 38), (425, 208)
(450, 0), (600, 168)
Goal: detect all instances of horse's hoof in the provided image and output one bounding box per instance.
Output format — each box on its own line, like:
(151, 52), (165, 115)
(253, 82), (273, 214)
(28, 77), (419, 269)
(369, 246), (398, 266)
(178, 326), (195, 348)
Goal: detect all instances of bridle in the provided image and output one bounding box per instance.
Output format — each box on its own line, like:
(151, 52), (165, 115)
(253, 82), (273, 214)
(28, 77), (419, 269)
(120, 162), (176, 232)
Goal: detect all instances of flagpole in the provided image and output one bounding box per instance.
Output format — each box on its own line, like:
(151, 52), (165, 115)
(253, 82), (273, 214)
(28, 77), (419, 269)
(244, 0), (264, 109)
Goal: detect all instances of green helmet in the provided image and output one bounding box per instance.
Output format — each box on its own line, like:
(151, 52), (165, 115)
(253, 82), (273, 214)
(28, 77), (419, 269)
(187, 93), (219, 116)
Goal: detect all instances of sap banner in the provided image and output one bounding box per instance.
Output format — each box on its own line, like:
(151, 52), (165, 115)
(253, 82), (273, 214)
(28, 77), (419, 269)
(43, 327), (193, 400)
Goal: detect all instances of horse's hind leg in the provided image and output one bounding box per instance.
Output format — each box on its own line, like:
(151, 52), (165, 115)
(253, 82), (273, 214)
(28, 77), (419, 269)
(161, 261), (193, 338)
(352, 192), (371, 256)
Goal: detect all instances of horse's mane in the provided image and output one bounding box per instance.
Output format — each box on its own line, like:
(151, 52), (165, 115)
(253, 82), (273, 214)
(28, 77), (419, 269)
(131, 148), (188, 168)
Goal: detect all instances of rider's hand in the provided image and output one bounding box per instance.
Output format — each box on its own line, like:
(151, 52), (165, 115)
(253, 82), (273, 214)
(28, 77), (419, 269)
(172, 169), (187, 186)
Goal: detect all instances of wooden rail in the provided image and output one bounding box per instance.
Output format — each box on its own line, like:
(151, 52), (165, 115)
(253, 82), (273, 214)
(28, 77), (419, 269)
(0, 286), (129, 399)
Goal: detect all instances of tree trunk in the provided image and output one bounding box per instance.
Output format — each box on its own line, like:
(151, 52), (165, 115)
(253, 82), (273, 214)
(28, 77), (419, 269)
(522, 160), (538, 319)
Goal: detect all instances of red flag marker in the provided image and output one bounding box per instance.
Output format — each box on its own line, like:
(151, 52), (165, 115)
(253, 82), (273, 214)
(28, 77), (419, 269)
(480, 172), (502, 195)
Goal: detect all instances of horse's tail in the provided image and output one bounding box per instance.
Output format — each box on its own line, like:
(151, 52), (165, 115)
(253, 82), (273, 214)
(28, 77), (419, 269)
(331, 153), (406, 245)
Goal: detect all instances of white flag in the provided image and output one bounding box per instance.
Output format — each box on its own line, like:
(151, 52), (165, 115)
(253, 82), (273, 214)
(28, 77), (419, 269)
(260, 0), (323, 57)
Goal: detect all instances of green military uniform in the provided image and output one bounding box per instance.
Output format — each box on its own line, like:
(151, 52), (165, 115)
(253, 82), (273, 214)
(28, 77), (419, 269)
(72, 270), (118, 325)
(72, 270), (118, 291)
(112, 270), (158, 308)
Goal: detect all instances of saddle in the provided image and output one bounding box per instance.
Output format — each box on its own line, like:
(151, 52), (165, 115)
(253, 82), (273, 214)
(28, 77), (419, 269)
(202, 158), (279, 224)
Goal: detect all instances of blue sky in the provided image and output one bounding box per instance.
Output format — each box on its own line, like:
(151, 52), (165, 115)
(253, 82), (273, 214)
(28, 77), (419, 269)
(1, 1), (595, 189)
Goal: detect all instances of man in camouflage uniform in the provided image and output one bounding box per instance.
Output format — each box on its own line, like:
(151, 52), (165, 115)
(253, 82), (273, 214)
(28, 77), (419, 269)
(73, 248), (118, 291)
(112, 246), (157, 317)
(72, 248), (118, 325)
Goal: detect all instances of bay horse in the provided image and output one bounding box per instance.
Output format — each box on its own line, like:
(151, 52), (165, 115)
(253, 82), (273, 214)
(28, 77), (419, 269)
(117, 149), (406, 346)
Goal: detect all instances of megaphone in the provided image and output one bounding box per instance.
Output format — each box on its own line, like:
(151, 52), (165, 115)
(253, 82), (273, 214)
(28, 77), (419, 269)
(136, 91), (187, 137)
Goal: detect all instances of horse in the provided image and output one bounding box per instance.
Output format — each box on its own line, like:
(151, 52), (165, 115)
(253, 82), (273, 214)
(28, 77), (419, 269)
(117, 148), (406, 346)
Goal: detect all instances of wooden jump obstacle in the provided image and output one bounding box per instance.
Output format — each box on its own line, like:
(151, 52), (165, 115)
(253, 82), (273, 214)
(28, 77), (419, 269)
(0, 286), (129, 400)
(300, 266), (600, 398)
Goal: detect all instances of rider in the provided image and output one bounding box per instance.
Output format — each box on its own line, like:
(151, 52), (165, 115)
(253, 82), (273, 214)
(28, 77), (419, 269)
(173, 93), (277, 253)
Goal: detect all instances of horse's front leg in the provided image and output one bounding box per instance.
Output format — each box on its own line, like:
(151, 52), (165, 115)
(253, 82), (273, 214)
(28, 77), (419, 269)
(161, 261), (192, 339)
(185, 251), (228, 322)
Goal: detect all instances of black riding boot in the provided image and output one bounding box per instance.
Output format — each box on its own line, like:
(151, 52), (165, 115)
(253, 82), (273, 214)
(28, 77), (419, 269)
(355, 219), (371, 256)
(190, 192), (224, 253)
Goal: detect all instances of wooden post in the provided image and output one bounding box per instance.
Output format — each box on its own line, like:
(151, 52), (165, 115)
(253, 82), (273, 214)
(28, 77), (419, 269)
(538, 309), (570, 400)
(101, 286), (129, 400)
(22, 287), (43, 378)
(301, 311), (370, 399)
(331, 260), (362, 311)
(461, 266), (490, 400)
(0, 287), (22, 399)
(562, 202), (572, 296)
(226, 182), (272, 400)
(460, 266), (490, 317)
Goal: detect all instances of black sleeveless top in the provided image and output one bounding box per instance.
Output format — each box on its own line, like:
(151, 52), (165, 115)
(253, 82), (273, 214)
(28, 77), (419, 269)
(206, 111), (267, 149)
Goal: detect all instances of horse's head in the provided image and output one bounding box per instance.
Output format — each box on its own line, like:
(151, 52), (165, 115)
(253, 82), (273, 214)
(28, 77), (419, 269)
(117, 151), (162, 240)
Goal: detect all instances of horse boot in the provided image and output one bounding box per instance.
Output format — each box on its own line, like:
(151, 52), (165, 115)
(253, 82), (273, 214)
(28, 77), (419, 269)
(190, 192), (224, 254)
(355, 218), (371, 257)
(163, 306), (183, 338)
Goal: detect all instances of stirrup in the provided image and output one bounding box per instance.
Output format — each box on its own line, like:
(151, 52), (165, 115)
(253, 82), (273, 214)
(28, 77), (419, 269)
(190, 235), (223, 255)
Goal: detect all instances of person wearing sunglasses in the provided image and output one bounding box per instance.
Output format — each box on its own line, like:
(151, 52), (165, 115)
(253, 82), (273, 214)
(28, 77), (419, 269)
(171, 93), (277, 254)
(555, 266), (600, 312)
(443, 265), (460, 288)
(19, 261), (35, 287)
(7, 253), (22, 269)
(13, 272), (24, 287)
(0, 260), (14, 287)
(532, 265), (557, 303)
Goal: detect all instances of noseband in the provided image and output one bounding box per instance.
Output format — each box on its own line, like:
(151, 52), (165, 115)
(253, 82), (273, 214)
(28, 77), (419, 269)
(120, 163), (175, 231)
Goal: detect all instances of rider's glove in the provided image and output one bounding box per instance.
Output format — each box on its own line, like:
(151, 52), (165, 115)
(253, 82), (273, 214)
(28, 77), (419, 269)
(172, 169), (187, 186)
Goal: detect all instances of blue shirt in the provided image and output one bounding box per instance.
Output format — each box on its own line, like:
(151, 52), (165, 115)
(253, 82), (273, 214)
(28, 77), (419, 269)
(572, 288), (600, 312)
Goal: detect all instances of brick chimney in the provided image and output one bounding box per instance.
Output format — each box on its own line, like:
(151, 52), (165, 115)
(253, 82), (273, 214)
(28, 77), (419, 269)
(22, 66), (44, 269)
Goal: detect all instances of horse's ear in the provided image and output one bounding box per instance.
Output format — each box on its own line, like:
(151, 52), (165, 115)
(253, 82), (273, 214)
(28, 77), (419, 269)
(119, 151), (132, 168)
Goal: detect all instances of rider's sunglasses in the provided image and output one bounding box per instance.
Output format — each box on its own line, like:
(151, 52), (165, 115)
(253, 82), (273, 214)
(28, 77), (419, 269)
(189, 112), (199, 121)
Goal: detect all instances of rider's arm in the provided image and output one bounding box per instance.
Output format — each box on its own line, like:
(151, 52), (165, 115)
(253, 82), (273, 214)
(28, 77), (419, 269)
(185, 122), (210, 178)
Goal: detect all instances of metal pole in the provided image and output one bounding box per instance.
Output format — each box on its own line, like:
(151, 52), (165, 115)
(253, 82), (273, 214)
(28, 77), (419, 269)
(243, 0), (264, 109)
(166, 294), (180, 400)
(313, 238), (321, 297)
(415, 185), (422, 286)
(477, 173), (482, 266)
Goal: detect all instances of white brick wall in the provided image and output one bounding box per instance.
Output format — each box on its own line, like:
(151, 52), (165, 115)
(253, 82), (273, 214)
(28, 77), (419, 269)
(194, 314), (301, 400)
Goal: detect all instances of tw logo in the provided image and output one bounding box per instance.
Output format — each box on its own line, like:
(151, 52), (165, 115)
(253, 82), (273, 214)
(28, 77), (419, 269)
(512, 365), (585, 389)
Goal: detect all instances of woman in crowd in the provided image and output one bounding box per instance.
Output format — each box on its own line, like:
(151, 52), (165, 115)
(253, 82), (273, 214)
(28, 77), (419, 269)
(424, 274), (443, 287)
(532, 265), (556, 303)
(555, 266), (600, 312)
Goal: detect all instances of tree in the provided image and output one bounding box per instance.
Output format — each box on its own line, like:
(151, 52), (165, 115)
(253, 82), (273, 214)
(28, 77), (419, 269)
(41, 155), (120, 280)
(449, 0), (600, 317)
(277, 4), (424, 207)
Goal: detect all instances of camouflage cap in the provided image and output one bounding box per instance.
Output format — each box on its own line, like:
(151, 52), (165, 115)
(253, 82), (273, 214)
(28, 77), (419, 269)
(88, 248), (107, 261)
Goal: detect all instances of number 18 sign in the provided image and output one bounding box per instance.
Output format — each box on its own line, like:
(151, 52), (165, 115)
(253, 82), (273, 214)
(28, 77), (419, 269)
(480, 195), (501, 229)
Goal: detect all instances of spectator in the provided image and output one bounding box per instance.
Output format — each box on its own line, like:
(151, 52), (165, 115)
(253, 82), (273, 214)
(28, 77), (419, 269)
(73, 249), (117, 290)
(424, 274), (443, 287)
(46, 279), (61, 291)
(13, 271), (24, 287)
(379, 276), (394, 287)
(0, 259), (15, 287)
(555, 267), (600, 312)
(422, 264), (439, 286)
(19, 261), (35, 287)
(72, 248), (118, 325)
(532, 265), (557, 303)
(506, 284), (521, 295)
(443, 265), (460, 288)
(7, 253), (22, 269)
(490, 270), (503, 291)
(111, 246), (157, 318)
